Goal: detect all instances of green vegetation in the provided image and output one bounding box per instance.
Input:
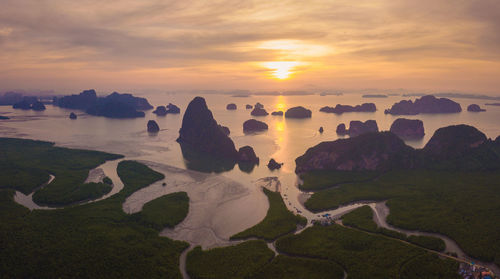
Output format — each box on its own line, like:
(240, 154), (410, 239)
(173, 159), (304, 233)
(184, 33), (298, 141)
(275, 224), (459, 279)
(133, 191), (189, 230)
(407, 235), (446, 252)
(342, 206), (445, 251)
(186, 240), (275, 279)
(299, 170), (378, 191)
(0, 158), (188, 278)
(304, 170), (500, 266)
(257, 255), (344, 279)
(231, 188), (306, 241)
(0, 137), (122, 206)
(342, 205), (378, 232)
(103, 176), (112, 185)
(400, 254), (460, 279)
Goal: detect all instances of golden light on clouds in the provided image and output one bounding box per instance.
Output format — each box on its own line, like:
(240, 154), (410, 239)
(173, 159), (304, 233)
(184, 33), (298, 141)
(262, 61), (303, 79)
(1, 0), (500, 93)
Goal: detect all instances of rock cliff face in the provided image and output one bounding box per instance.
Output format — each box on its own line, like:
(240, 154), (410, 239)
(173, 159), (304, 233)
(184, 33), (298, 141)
(226, 103), (237, 110)
(467, 104), (485, 112)
(13, 100), (32, 110)
(0, 92), (23, 105)
(297, 124), (500, 173)
(54, 89), (152, 118)
(347, 120), (379, 137)
(251, 107), (269, 116)
(238, 146), (259, 164)
(178, 97), (260, 172)
(385, 95), (461, 115)
(177, 97), (238, 160)
(153, 106), (167, 116)
(166, 103), (181, 114)
(336, 124), (347, 135)
(285, 106), (312, 118)
(295, 132), (415, 173)
(31, 101), (46, 111)
(147, 120), (160, 133)
(243, 119), (268, 133)
(389, 118), (424, 139)
(86, 101), (145, 118)
(54, 89), (97, 110)
(320, 103), (376, 114)
(267, 159), (283, 170)
(423, 125), (487, 159)
(105, 92), (153, 110)
(255, 102), (264, 109)
(219, 125), (230, 136)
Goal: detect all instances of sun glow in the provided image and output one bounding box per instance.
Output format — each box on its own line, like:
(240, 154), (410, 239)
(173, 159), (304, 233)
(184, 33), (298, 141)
(262, 61), (302, 79)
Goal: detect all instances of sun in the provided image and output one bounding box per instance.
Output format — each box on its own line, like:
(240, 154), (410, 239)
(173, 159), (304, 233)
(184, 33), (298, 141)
(262, 61), (302, 80)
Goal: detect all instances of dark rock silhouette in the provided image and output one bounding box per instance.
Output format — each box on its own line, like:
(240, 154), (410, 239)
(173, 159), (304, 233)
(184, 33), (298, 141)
(285, 106), (312, 118)
(69, 112), (77, 119)
(177, 97), (238, 161)
(251, 107), (269, 116)
(348, 120), (379, 137)
(147, 120), (160, 133)
(319, 127), (324, 133)
(271, 111), (283, 116)
(31, 101), (46, 111)
(219, 125), (230, 136)
(267, 159), (283, 170)
(54, 89), (151, 118)
(54, 89), (98, 110)
(0, 115), (9, 120)
(385, 95), (461, 115)
(13, 100), (32, 110)
(0, 92), (23, 105)
(297, 124), (500, 173)
(320, 103), (376, 114)
(86, 101), (145, 118)
(243, 119), (268, 133)
(390, 118), (424, 139)
(295, 132), (415, 173)
(423, 125), (486, 159)
(336, 124), (347, 135)
(226, 103), (237, 110)
(238, 146), (259, 164)
(467, 104), (485, 112)
(246, 104), (253, 109)
(153, 106), (167, 116)
(166, 103), (181, 114)
(105, 92), (153, 110)
(255, 102), (264, 109)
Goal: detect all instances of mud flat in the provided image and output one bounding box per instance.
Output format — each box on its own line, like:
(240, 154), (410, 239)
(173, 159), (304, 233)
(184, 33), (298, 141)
(123, 161), (268, 249)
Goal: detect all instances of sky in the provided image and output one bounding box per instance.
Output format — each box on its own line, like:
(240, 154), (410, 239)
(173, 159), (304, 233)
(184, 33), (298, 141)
(1, 0), (500, 95)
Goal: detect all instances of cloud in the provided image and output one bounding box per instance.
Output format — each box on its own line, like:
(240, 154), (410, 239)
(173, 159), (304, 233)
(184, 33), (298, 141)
(0, 0), (500, 93)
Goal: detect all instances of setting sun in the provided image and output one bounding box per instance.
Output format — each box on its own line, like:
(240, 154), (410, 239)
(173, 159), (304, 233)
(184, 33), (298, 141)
(262, 61), (302, 80)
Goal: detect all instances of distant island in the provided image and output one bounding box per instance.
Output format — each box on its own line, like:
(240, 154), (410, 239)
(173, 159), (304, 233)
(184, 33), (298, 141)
(385, 95), (461, 115)
(320, 103), (376, 114)
(53, 89), (153, 118)
(362, 94), (388, 98)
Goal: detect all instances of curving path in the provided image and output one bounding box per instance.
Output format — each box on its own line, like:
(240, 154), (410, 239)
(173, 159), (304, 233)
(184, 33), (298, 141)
(369, 201), (500, 275)
(13, 158), (124, 210)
